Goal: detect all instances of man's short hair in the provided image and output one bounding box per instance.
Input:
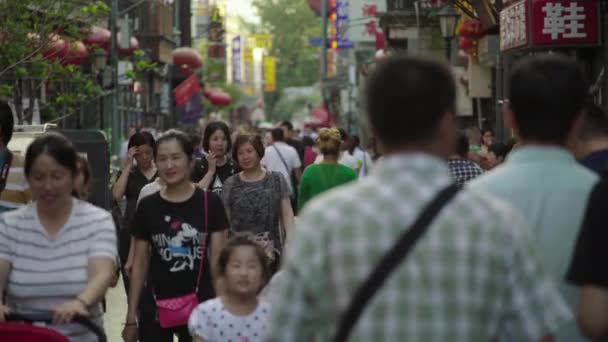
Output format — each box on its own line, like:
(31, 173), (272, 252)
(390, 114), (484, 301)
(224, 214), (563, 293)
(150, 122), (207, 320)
(280, 121), (294, 132)
(580, 102), (608, 139)
(509, 54), (586, 144)
(271, 127), (284, 142)
(0, 101), (14, 146)
(365, 56), (456, 146)
(456, 133), (469, 158)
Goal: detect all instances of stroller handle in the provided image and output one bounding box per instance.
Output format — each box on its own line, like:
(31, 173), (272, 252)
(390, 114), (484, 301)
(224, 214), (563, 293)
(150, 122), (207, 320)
(5, 312), (107, 342)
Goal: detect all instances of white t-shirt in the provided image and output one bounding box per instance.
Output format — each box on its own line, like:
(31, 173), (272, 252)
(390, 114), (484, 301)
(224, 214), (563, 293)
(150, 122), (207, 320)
(188, 297), (271, 342)
(352, 147), (373, 177)
(137, 179), (163, 206)
(314, 151), (359, 171)
(262, 142), (301, 194)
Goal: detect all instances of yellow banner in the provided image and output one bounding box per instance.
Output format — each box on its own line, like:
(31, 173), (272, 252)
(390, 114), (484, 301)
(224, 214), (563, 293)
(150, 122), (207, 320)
(243, 48), (254, 64)
(251, 34), (272, 50)
(263, 56), (276, 92)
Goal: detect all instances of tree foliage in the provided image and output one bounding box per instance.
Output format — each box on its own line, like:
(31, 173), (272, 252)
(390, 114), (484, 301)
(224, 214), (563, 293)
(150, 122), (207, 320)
(0, 0), (109, 123)
(250, 0), (321, 116)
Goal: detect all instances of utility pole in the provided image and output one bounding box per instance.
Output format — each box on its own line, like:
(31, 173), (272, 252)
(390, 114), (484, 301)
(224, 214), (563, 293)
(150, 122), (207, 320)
(320, 0), (328, 84)
(110, 0), (120, 156)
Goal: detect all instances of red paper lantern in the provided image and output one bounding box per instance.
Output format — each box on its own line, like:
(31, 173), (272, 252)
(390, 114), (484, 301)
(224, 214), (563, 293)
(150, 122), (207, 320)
(172, 47), (203, 69)
(117, 33), (139, 57)
(307, 0), (321, 15)
(43, 36), (68, 61)
(202, 87), (216, 99)
(64, 41), (89, 65)
(209, 91), (231, 106)
(458, 37), (475, 51)
(84, 27), (111, 51)
(458, 19), (485, 39)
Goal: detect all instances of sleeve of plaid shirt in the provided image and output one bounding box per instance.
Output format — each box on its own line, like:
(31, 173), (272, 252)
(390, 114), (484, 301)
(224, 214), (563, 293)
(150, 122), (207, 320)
(269, 209), (330, 341)
(499, 214), (572, 340)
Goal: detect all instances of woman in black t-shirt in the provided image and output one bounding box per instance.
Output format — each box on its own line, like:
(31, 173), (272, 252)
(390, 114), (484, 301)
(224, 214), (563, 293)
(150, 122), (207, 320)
(111, 132), (158, 288)
(123, 130), (228, 342)
(192, 121), (239, 195)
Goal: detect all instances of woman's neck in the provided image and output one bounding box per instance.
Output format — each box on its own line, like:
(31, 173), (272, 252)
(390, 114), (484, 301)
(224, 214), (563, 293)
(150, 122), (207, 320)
(322, 153), (339, 164)
(216, 154), (227, 167)
(38, 197), (73, 235)
(241, 166), (264, 180)
(222, 293), (258, 316)
(163, 180), (195, 201)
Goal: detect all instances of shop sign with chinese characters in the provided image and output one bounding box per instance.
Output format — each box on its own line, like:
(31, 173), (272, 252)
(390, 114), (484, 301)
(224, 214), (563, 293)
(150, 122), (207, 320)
(500, 0), (528, 51)
(347, 0), (386, 42)
(500, 0), (599, 52)
(531, 0), (599, 45)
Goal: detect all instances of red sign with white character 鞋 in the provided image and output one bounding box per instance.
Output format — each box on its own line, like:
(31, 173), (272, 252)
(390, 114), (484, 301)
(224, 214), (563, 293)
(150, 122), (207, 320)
(500, 0), (599, 51)
(531, 0), (599, 45)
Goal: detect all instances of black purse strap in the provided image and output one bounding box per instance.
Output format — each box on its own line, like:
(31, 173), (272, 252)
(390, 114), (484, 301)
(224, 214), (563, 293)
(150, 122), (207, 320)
(334, 183), (461, 342)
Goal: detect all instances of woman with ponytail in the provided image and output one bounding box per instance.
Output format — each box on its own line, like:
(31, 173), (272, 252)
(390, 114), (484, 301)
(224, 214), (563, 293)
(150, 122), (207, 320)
(297, 128), (358, 211)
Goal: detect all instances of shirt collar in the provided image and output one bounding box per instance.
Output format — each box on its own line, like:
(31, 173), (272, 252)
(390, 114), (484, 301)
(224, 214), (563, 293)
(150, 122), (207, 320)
(506, 145), (576, 165)
(373, 153), (450, 180)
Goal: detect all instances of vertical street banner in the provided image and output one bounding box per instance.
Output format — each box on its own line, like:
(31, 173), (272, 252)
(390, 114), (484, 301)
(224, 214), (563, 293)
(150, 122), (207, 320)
(243, 40), (255, 95)
(173, 75), (202, 123)
(263, 56), (276, 92)
(232, 36), (242, 84)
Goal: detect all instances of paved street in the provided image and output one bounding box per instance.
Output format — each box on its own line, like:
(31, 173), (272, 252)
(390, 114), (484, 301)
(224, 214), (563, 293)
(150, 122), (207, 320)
(103, 280), (127, 342)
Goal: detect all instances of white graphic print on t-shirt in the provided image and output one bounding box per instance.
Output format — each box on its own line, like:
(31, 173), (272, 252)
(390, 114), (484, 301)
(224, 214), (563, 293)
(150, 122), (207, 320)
(151, 215), (207, 272)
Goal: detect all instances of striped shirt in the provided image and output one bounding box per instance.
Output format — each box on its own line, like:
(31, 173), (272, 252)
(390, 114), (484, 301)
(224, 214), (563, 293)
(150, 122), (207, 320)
(0, 198), (117, 341)
(0, 153), (31, 213)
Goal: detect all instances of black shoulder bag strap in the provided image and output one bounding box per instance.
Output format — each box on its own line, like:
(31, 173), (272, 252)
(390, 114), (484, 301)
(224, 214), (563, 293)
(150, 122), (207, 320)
(334, 183), (461, 342)
(0, 150), (13, 193)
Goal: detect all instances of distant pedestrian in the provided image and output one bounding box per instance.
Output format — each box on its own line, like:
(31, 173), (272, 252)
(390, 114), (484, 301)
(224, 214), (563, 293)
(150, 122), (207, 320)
(188, 236), (271, 342)
(223, 134), (295, 274)
(348, 135), (373, 177)
(270, 56), (569, 341)
(192, 122), (239, 195)
(298, 128), (357, 211)
(447, 133), (484, 185)
(574, 102), (608, 177)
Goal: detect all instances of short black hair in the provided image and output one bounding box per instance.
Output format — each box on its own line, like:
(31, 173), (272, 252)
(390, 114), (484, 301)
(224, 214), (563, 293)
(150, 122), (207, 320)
(365, 56), (456, 146)
(580, 102), (608, 139)
(456, 133), (469, 158)
(128, 131), (156, 150)
(352, 135), (361, 147)
(0, 101), (14, 146)
(509, 54), (586, 144)
(338, 128), (348, 141)
(489, 142), (510, 159)
(270, 128), (284, 142)
(302, 136), (315, 147)
(154, 129), (194, 161)
(280, 121), (294, 131)
(203, 121), (232, 154)
(25, 132), (77, 177)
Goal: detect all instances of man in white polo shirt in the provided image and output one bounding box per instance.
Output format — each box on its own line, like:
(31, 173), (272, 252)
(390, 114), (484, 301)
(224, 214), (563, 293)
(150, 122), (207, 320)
(262, 128), (302, 196)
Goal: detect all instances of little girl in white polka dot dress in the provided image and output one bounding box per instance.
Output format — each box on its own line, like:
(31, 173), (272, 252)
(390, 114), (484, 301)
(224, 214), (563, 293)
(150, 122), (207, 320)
(189, 236), (272, 342)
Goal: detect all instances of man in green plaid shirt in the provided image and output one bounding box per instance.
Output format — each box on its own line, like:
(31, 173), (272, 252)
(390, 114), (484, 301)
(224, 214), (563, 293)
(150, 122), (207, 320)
(268, 57), (570, 341)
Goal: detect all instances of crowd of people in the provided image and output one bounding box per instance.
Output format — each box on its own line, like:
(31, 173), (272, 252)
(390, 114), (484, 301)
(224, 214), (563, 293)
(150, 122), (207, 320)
(0, 52), (606, 342)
